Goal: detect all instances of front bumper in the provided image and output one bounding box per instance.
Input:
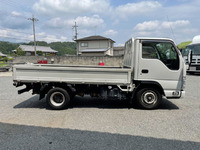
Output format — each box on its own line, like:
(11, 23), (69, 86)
(187, 65), (200, 73)
(165, 90), (185, 98)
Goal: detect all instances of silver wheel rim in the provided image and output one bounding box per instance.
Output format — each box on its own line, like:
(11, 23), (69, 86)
(142, 91), (157, 105)
(50, 92), (65, 107)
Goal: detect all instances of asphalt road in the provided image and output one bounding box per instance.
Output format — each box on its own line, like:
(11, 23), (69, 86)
(0, 72), (200, 149)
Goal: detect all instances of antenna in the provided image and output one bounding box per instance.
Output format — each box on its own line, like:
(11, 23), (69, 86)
(72, 22), (78, 40)
(167, 16), (176, 42)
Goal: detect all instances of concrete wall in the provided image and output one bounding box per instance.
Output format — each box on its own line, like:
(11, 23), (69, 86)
(80, 52), (105, 57)
(13, 56), (123, 67)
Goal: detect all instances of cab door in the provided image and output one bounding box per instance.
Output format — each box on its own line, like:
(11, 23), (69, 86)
(136, 39), (183, 97)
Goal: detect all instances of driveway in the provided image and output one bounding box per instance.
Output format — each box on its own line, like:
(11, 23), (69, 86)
(0, 72), (199, 149)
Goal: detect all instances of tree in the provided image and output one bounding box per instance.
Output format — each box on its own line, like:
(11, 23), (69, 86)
(177, 41), (192, 49)
(16, 47), (25, 56)
(0, 41), (19, 55)
(49, 42), (76, 55)
(36, 51), (43, 56)
(27, 41), (48, 46)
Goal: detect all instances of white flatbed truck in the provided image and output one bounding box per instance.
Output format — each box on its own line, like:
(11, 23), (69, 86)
(13, 37), (186, 110)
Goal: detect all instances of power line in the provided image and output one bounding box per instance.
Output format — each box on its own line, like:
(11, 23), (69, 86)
(0, 28), (68, 43)
(0, 0), (69, 43)
(0, 27), (32, 35)
(0, 1), (32, 20)
(0, 0), (21, 8)
(0, 35), (31, 42)
(0, 35), (67, 43)
(0, 10), (28, 19)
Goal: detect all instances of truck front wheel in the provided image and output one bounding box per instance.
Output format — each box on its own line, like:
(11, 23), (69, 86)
(136, 88), (162, 109)
(46, 87), (70, 110)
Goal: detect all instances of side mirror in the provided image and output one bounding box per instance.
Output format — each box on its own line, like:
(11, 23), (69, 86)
(187, 50), (192, 65)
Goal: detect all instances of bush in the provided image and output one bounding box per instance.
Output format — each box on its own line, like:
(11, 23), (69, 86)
(36, 51), (43, 56)
(2, 57), (8, 62)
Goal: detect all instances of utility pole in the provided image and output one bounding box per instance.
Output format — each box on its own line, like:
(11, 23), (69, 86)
(72, 21), (78, 40)
(72, 22), (78, 55)
(28, 15), (39, 56)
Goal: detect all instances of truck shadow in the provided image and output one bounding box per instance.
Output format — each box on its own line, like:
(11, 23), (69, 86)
(14, 95), (179, 110)
(14, 95), (47, 109)
(71, 96), (179, 110)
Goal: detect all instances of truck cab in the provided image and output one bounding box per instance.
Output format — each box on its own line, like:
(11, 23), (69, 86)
(129, 38), (186, 99)
(182, 43), (200, 74)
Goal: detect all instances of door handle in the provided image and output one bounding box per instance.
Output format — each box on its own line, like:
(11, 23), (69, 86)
(141, 69), (149, 74)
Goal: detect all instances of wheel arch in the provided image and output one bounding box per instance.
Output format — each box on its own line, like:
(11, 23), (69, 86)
(132, 81), (165, 100)
(138, 81), (165, 95)
(39, 82), (75, 100)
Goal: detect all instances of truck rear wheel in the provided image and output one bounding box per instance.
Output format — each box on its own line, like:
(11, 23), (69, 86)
(136, 88), (162, 109)
(46, 87), (70, 110)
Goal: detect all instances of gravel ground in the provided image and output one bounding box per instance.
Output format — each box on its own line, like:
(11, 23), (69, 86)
(0, 72), (199, 149)
(0, 71), (12, 77)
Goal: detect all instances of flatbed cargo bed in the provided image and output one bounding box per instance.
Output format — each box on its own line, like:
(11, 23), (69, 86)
(13, 64), (132, 85)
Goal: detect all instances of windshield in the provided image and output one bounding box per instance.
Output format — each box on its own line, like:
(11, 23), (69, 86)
(182, 44), (200, 56)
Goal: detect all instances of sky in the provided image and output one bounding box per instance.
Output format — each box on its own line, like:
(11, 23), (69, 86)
(0, 0), (200, 45)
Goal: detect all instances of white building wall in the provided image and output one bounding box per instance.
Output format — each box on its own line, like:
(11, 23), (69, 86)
(77, 39), (114, 56)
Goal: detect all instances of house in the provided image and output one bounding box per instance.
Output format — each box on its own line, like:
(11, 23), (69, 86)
(113, 46), (125, 56)
(0, 52), (7, 57)
(18, 45), (58, 56)
(75, 35), (115, 56)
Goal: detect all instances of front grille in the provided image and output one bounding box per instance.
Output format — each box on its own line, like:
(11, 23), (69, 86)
(192, 59), (196, 63)
(184, 58), (200, 64)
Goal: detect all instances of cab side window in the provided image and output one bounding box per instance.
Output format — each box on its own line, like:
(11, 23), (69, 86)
(142, 41), (179, 70)
(142, 46), (159, 59)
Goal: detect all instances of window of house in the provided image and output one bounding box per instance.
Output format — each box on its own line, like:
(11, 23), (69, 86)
(26, 52), (31, 56)
(81, 42), (88, 47)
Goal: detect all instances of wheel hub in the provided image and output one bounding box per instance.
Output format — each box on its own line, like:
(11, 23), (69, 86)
(50, 92), (65, 107)
(54, 94), (63, 103)
(143, 92), (157, 105)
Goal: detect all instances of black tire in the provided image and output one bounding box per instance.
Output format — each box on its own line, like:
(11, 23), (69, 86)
(70, 93), (75, 100)
(136, 88), (162, 109)
(46, 87), (70, 110)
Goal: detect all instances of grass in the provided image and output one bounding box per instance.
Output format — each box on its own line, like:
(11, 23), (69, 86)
(0, 61), (7, 68)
